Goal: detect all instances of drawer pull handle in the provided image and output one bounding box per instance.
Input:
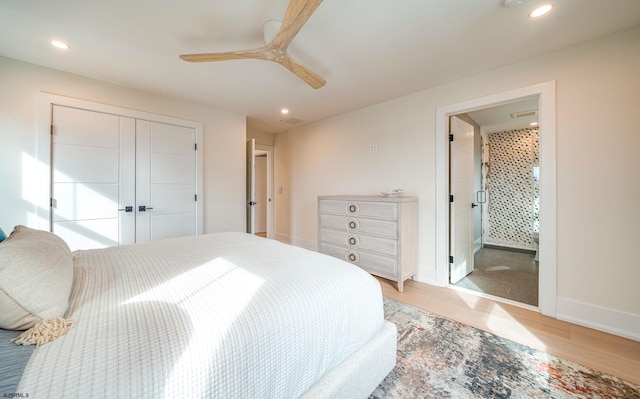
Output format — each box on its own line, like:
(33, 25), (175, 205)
(347, 236), (360, 247)
(347, 219), (359, 230)
(347, 203), (359, 215)
(346, 251), (359, 263)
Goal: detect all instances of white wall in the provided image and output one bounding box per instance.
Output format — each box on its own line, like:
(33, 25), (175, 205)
(274, 27), (640, 334)
(247, 129), (275, 147)
(0, 56), (246, 234)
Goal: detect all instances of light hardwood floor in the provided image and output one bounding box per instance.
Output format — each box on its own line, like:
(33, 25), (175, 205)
(376, 277), (640, 386)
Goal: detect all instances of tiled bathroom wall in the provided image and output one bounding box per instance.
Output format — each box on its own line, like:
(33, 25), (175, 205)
(485, 127), (539, 249)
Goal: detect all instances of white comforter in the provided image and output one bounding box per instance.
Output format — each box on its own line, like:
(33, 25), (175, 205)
(18, 232), (384, 398)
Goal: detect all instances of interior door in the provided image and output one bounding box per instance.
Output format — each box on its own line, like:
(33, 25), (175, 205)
(135, 120), (197, 242)
(254, 153), (268, 234)
(51, 105), (135, 250)
(246, 138), (256, 234)
(450, 116), (475, 284)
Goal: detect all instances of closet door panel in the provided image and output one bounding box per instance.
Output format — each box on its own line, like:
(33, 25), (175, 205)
(118, 117), (136, 246)
(136, 120), (196, 243)
(49, 100), (199, 249)
(53, 219), (119, 250)
(150, 123), (195, 155)
(152, 185), (195, 214)
(135, 120), (152, 243)
(52, 183), (119, 222)
(52, 105), (132, 250)
(52, 105), (119, 148)
(53, 145), (119, 183)
(151, 214), (195, 241)
(151, 153), (195, 184)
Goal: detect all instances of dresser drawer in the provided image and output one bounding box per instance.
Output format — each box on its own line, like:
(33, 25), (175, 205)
(319, 243), (397, 276)
(319, 214), (397, 239)
(319, 228), (397, 257)
(318, 195), (417, 292)
(319, 199), (398, 220)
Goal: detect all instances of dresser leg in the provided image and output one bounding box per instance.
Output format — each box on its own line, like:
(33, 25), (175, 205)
(398, 279), (404, 293)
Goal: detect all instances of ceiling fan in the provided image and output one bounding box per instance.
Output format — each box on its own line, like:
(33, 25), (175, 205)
(179, 0), (326, 89)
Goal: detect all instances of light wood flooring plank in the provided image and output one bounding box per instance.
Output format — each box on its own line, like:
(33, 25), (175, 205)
(376, 277), (640, 386)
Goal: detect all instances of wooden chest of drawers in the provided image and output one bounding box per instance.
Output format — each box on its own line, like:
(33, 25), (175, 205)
(318, 195), (418, 292)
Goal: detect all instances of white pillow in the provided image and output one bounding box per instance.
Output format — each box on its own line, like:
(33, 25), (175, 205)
(0, 225), (74, 331)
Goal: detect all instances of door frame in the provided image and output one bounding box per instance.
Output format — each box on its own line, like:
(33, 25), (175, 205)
(36, 93), (204, 234)
(435, 81), (557, 317)
(255, 144), (275, 239)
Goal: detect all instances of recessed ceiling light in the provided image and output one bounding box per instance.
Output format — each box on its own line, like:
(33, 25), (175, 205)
(281, 108), (289, 114)
(529, 4), (552, 18)
(51, 40), (70, 50)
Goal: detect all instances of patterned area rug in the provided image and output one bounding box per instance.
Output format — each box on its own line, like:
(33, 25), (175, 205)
(370, 298), (640, 399)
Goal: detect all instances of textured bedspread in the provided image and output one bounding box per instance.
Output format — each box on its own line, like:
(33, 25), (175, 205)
(18, 232), (384, 398)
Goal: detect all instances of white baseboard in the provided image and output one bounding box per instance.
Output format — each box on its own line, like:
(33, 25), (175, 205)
(274, 232), (291, 244)
(483, 240), (535, 252)
(414, 275), (441, 287)
(557, 297), (640, 342)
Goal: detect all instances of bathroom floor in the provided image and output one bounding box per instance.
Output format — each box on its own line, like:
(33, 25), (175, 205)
(453, 246), (539, 307)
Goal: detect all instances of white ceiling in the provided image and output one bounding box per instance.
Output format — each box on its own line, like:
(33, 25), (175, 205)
(1, 0), (639, 133)
(466, 97), (539, 133)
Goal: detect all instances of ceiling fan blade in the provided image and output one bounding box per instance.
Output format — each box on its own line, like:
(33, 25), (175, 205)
(278, 55), (326, 89)
(180, 48), (269, 63)
(271, 0), (323, 49)
(179, 1), (326, 89)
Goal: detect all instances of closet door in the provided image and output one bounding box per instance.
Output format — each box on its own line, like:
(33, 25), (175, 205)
(51, 105), (135, 250)
(135, 120), (197, 242)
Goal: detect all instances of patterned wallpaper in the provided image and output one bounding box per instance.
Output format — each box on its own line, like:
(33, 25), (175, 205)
(485, 128), (539, 249)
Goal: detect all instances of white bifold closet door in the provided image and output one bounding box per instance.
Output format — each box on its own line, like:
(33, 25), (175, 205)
(135, 120), (196, 243)
(51, 105), (197, 251)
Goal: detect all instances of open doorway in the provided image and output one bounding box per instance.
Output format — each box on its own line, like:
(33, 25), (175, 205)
(246, 139), (274, 238)
(435, 81), (557, 317)
(254, 150), (268, 237)
(450, 98), (540, 307)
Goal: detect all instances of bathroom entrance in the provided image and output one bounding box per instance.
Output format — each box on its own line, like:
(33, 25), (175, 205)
(438, 82), (557, 315)
(450, 98), (540, 307)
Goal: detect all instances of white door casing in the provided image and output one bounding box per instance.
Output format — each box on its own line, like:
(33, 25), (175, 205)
(39, 94), (203, 250)
(435, 81), (557, 317)
(449, 116), (475, 284)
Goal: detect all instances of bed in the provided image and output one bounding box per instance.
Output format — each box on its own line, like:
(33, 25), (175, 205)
(1, 228), (396, 398)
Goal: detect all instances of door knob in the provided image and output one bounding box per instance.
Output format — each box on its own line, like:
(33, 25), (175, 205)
(471, 203), (479, 208)
(118, 206), (133, 212)
(138, 205), (154, 212)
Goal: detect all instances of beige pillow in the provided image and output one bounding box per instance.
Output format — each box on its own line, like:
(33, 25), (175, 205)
(0, 225), (74, 331)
